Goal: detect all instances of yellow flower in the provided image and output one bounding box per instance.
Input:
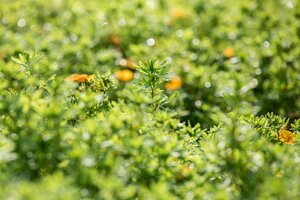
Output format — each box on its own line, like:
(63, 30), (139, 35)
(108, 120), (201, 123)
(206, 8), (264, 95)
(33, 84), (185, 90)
(223, 47), (235, 58)
(279, 129), (296, 144)
(115, 69), (134, 82)
(182, 165), (191, 174)
(65, 74), (95, 83)
(165, 76), (182, 90)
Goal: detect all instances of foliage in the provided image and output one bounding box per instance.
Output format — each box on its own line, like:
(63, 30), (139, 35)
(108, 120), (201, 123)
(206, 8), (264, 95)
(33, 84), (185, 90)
(1, 0), (300, 199)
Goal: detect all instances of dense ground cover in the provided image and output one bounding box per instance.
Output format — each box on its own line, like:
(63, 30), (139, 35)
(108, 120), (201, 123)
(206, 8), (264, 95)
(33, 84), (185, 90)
(0, 0), (300, 199)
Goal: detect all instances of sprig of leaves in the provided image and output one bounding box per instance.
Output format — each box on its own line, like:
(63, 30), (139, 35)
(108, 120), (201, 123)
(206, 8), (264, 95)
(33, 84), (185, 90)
(137, 59), (169, 112)
(11, 51), (46, 76)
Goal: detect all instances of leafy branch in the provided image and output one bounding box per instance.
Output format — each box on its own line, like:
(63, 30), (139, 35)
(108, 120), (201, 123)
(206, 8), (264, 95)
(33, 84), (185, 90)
(137, 59), (169, 112)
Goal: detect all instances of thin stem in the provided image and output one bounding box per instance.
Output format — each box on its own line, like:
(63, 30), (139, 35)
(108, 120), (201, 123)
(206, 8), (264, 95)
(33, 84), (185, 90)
(151, 85), (155, 112)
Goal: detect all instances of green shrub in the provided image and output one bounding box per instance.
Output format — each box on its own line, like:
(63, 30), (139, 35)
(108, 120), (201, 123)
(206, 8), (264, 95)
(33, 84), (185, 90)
(1, 0), (300, 199)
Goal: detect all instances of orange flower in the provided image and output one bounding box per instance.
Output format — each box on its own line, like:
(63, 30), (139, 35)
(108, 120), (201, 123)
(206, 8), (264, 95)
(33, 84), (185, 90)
(223, 47), (235, 58)
(116, 69), (134, 82)
(171, 8), (186, 19)
(120, 58), (137, 69)
(65, 74), (95, 83)
(169, 8), (187, 25)
(165, 76), (182, 90)
(279, 129), (296, 144)
(108, 34), (121, 47)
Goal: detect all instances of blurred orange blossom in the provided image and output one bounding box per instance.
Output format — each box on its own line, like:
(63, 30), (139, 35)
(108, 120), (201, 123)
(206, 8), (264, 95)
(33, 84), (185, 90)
(120, 58), (137, 69)
(223, 47), (235, 58)
(116, 69), (134, 82)
(279, 129), (296, 144)
(165, 76), (182, 90)
(65, 74), (95, 83)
